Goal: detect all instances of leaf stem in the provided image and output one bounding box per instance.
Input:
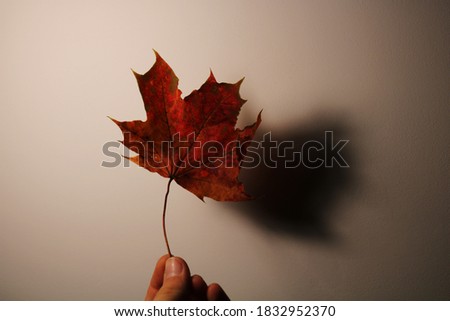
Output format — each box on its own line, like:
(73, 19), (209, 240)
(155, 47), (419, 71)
(162, 177), (174, 257)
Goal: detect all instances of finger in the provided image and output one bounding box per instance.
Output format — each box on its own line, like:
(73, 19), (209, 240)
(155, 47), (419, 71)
(207, 283), (230, 301)
(145, 254), (170, 301)
(190, 274), (207, 300)
(154, 256), (191, 301)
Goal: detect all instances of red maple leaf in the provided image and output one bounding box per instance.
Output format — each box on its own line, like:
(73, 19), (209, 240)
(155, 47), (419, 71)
(110, 51), (261, 255)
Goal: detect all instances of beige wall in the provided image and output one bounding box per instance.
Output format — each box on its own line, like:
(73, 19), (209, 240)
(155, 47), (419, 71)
(1, 0), (448, 300)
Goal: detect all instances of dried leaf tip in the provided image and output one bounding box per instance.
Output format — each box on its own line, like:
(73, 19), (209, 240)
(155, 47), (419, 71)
(207, 69), (217, 83)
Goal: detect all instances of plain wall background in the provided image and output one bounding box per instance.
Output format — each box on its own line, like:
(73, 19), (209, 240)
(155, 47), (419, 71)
(1, 0), (448, 300)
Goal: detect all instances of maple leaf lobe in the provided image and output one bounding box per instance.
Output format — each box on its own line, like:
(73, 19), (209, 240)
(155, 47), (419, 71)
(112, 51), (261, 201)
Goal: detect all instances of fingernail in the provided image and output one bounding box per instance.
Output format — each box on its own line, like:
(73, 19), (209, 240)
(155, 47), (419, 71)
(164, 257), (183, 279)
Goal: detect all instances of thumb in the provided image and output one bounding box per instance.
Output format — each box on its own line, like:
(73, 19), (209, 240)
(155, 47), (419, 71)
(154, 256), (190, 301)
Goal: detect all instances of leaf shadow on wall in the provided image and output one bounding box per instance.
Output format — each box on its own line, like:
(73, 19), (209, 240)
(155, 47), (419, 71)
(224, 112), (356, 242)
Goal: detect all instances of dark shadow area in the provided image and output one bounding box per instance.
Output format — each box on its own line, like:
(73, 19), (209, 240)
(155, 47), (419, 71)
(224, 111), (356, 242)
